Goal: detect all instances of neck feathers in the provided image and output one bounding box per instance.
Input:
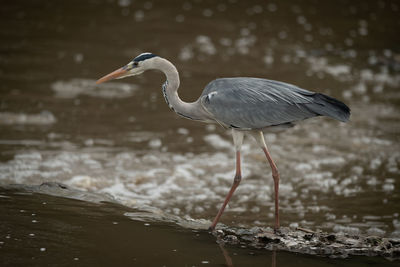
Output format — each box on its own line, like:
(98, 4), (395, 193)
(152, 57), (208, 121)
(162, 80), (173, 110)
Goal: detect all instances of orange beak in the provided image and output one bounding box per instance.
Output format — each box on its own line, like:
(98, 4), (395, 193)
(96, 67), (128, 84)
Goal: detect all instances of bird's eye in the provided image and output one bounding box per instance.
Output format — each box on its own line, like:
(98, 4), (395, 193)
(133, 62), (138, 66)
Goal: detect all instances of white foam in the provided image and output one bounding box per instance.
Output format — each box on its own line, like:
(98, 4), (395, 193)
(333, 225), (360, 235)
(51, 78), (137, 98)
(382, 183), (395, 192)
(178, 45), (194, 61)
(203, 134), (232, 150)
(65, 175), (93, 190)
(100, 183), (137, 198)
(0, 111), (56, 125)
(195, 35), (216, 55)
(367, 227), (386, 236)
(148, 138), (162, 148)
(306, 56), (352, 81)
(177, 128), (189, 135)
(294, 163), (312, 172)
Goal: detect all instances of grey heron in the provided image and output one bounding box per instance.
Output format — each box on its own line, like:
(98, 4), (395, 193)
(96, 53), (350, 230)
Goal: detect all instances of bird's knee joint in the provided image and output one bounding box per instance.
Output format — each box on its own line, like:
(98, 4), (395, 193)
(233, 174), (241, 184)
(272, 171), (280, 181)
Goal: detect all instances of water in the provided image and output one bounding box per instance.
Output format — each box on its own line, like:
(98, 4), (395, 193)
(1, 0), (399, 264)
(0, 187), (396, 266)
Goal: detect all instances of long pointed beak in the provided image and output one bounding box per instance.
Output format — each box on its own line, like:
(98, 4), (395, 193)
(96, 67), (127, 84)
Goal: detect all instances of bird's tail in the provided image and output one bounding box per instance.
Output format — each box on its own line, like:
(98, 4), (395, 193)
(308, 93), (351, 122)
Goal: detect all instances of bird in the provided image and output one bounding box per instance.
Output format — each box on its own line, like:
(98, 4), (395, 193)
(96, 52), (350, 231)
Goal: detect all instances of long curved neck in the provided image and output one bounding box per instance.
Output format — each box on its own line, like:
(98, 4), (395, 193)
(154, 58), (207, 121)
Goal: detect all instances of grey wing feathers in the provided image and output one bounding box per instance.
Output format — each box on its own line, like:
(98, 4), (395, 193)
(306, 93), (350, 122)
(200, 78), (350, 129)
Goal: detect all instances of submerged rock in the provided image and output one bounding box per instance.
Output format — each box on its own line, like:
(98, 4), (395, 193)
(214, 225), (400, 260)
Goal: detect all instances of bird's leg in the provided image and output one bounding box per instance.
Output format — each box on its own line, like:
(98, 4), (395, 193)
(263, 145), (280, 230)
(209, 151), (241, 231)
(257, 132), (280, 230)
(209, 130), (244, 231)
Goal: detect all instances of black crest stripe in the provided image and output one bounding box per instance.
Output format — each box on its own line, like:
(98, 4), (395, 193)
(133, 53), (157, 62)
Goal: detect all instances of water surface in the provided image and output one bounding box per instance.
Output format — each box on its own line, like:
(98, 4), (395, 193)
(0, 0), (399, 254)
(1, 188), (397, 266)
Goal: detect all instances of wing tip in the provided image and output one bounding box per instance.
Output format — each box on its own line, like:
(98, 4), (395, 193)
(313, 93), (351, 122)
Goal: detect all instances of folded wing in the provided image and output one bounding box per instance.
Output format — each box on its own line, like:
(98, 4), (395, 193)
(200, 78), (350, 129)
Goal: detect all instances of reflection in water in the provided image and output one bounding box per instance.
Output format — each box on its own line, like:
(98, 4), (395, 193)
(272, 250), (276, 267)
(217, 240), (234, 267)
(217, 237), (278, 267)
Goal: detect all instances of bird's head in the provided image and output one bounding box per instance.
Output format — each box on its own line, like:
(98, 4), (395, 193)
(96, 52), (159, 84)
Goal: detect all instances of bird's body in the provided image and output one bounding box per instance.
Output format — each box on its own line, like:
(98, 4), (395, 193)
(200, 77), (349, 130)
(96, 53), (350, 230)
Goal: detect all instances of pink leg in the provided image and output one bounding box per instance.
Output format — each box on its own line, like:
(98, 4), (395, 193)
(262, 146), (280, 230)
(209, 151), (241, 230)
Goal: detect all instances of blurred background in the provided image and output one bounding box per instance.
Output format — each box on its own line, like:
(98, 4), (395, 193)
(1, 0), (399, 237)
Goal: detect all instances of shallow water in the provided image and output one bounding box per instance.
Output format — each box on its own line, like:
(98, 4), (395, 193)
(0, 0), (399, 258)
(1, 188), (397, 267)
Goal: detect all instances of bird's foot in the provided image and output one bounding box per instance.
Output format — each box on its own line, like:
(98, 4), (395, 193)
(273, 227), (281, 235)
